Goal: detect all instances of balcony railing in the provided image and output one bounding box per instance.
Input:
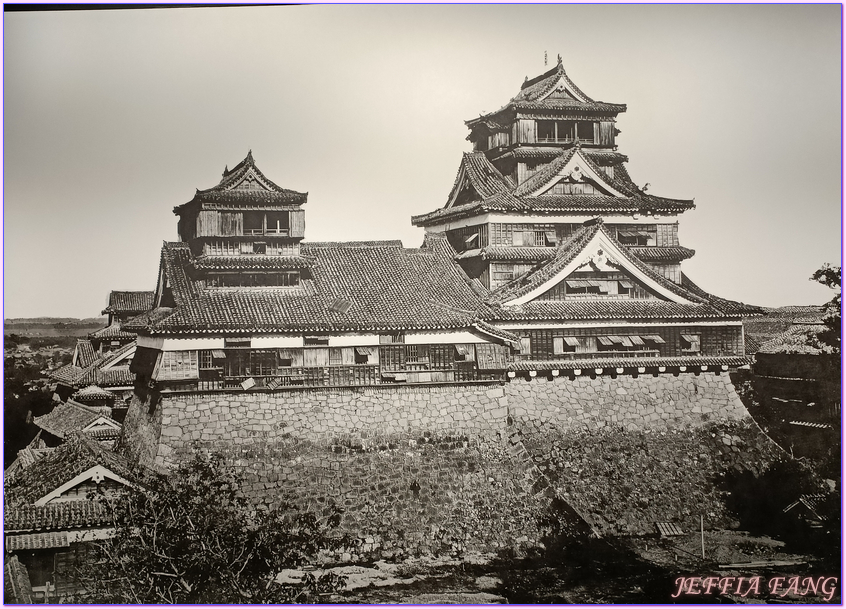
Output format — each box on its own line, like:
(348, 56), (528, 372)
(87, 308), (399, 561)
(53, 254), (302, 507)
(190, 363), (496, 392)
(537, 136), (594, 144)
(244, 228), (290, 236)
(517, 349), (661, 362)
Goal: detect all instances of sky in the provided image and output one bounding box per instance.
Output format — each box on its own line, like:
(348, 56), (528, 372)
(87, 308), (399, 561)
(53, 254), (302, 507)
(3, 4), (842, 319)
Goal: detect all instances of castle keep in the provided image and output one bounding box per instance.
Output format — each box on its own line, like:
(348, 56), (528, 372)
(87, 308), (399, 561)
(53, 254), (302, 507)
(121, 60), (777, 551)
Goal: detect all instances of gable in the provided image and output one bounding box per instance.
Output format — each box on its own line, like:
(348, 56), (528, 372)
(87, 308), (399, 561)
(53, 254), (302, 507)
(502, 227), (699, 306)
(81, 416), (121, 433)
(529, 149), (625, 198)
(35, 465), (132, 506)
(537, 75), (590, 103)
(229, 167), (276, 192)
(446, 165), (482, 209)
(537, 266), (655, 301)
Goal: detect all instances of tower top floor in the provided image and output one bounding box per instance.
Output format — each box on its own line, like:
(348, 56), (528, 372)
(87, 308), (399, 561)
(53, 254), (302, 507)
(466, 57), (627, 155)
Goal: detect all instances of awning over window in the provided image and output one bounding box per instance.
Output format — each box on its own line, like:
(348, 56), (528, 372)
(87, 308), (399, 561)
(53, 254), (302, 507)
(240, 377), (256, 390)
(597, 336), (614, 346)
(643, 335), (666, 344)
(618, 229), (652, 238)
(355, 347), (374, 356)
(629, 335), (645, 346)
(211, 350), (226, 359)
(455, 344), (469, 356)
(465, 232), (479, 245)
(681, 334), (701, 343)
(619, 336), (633, 347)
(545, 231), (558, 244)
(566, 279), (602, 288)
(619, 280), (634, 289)
(563, 337), (581, 347)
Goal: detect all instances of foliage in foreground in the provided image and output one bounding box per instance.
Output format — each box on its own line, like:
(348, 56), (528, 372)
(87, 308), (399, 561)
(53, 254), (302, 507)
(74, 450), (347, 603)
(810, 263), (841, 355)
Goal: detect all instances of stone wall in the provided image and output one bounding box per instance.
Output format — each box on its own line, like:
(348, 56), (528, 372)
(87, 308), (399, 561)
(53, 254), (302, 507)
(120, 372), (785, 554)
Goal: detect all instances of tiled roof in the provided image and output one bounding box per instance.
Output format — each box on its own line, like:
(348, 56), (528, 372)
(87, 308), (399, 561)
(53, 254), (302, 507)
(412, 183), (694, 227)
(71, 385), (115, 401)
(6, 531), (69, 551)
(507, 355), (751, 371)
(129, 234), (494, 335)
(33, 400), (120, 440)
(680, 273), (765, 316)
(491, 299), (730, 322)
(89, 322), (138, 341)
(102, 290), (155, 315)
(471, 320), (520, 346)
(468, 62), (626, 123)
(4, 556), (34, 604)
(49, 341), (137, 389)
(490, 221), (708, 306)
(176, 151), (307, 211)
(74, 339), (97, 367)
(757, 323), (834, 355)
(5, 501), (112, 532)
(446, 152), (516, 204)
(192, 255), (316, 271)
(456, 246), (557, 262)
(629, 246), (695, 263)
(491, 148), (629, 166)
(5, 433), (134, 507)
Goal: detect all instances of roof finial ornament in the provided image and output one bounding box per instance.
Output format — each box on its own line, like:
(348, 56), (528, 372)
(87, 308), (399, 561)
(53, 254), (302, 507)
(557, 54), (562, 66)
(223, 165), (228, 176)
(642, 183), (650, 192)
(246, 149), (254, 163)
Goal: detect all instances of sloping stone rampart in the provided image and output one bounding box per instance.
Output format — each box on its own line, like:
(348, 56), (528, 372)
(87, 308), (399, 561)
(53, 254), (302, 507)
(120, 373), (784, 554)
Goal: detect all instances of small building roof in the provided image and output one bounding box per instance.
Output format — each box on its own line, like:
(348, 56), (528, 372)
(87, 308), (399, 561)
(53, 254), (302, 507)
(5, 433), (134, 507)
(49, 341), (137, 389)
(174, 151), (307, 213)
(89, 322), (138, 341)
(33, 400), (120, 441)
(5, 501), (112, 533)
(466, 60), (626, 126)
(102, 290), (155, 315)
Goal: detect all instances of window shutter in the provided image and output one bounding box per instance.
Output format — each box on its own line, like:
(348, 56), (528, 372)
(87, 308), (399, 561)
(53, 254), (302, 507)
(289, 209), (306, 238)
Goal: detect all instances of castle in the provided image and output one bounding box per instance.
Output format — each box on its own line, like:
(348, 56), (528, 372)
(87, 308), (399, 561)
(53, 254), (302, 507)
(119, 60), (777, 550)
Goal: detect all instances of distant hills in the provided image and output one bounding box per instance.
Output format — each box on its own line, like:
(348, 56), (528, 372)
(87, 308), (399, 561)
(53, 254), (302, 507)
(5, 317), (108, 338)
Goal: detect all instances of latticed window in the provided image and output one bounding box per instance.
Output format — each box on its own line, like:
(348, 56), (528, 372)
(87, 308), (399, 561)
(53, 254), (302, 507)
(250, 350), (277, 376)
(157, 350), (199, 380)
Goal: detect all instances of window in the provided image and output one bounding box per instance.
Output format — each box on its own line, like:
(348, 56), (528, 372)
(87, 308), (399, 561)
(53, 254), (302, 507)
(575, 121), (594, 142)
(354, 346), (374, 364)
(329, 348), (343, 365)
(244, 212), (264, 236)
(265, 212), (289, 235)
(206, 273), (300, 287)
(156, 350), (199, 381)
(681, 334), (701, 353)
(253, 242), (267, 255)
(537, 120), (556, 141)
(519, 336), (532, 355)
(224, 337), (251, 348)
(250, 350), (277, 376)
(554, 337), (580, 355)
(304, 337), (329, 346)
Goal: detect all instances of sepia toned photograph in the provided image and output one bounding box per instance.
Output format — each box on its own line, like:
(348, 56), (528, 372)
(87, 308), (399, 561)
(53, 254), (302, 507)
(3, 4), (841, 604)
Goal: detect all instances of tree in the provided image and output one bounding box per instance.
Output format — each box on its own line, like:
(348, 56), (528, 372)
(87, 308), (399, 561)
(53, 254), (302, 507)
(810, 263), (841, 354)
(74, 450), (347, 603)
